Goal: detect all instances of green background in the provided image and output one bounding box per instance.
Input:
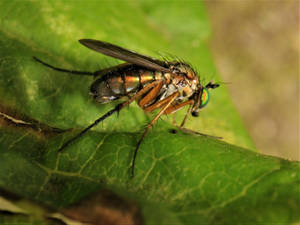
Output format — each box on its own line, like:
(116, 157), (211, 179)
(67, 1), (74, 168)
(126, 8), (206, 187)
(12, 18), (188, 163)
(0, 1), (299, 225)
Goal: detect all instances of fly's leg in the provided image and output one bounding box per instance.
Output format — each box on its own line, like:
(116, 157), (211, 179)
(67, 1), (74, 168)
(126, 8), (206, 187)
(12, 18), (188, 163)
(142, 91), (179, 112)
(34, 57), (133, 77)
(169, 113), (178, 134)
(165, 99), (194, 127)
(165, 100), (194, 134)
(164, 100), (222, 139)
(173, 113), (177, 126)
(131, 92), (179, 178)
(58, 103), (122, 152)
(138, 81), (163, 108)
(58, 80), (162, 152)
(33, 57), (96, 76)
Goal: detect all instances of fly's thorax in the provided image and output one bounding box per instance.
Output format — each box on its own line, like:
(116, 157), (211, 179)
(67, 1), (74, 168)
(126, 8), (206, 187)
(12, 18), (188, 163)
(164, 63), (199, 100)
(170, 62), (199, 93)
(169, 62), (198, 80)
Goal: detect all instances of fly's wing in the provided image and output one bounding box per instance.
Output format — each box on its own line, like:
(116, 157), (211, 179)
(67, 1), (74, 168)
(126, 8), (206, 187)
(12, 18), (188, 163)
(79, 39), (171, 73)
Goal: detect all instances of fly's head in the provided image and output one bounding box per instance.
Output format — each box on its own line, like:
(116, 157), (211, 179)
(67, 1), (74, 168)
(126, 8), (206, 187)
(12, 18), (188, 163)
(191, 81), (219, 117)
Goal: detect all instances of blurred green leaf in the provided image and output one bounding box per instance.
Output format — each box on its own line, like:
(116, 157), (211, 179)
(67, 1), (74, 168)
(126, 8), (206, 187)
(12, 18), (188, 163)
(0, 1), (299, 225)
(0, 212), (64, 225)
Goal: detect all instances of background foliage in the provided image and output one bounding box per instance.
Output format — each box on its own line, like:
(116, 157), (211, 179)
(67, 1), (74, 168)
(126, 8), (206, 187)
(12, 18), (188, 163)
(0, 1), (299, 225)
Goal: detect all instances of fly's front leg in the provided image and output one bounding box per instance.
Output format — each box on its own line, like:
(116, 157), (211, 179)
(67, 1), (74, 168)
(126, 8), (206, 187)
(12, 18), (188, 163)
(173, 113), (177, 127)
(164, 99), (194, 134)
(164, 100), (222, 139)
(165, 99), (194, 133)
(131, 92), (179, 178)
(165, 100), (194, 128)
(169, 113), (178, 134)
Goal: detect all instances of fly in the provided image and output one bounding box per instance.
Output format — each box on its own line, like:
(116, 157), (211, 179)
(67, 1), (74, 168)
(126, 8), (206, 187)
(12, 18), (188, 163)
(33, 39), (220, 178)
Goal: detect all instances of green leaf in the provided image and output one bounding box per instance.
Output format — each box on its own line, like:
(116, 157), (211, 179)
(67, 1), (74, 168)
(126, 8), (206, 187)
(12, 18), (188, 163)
(0, 1), (299, 225)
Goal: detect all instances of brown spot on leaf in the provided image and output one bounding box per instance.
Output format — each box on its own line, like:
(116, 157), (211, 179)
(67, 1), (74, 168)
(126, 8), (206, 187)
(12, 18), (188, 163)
(62, 189), (143, 225)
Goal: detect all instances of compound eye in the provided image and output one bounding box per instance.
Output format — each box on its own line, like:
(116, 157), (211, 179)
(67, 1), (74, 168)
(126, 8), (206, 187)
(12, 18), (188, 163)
(200, 88), (210, 108)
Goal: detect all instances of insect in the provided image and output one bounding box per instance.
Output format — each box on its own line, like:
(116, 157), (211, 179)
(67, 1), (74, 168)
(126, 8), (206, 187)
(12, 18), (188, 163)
(34, 39), (220, 177)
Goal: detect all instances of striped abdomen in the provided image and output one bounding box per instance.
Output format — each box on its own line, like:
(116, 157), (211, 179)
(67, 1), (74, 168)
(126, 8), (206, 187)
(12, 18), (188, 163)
(90, 66), (163, 103)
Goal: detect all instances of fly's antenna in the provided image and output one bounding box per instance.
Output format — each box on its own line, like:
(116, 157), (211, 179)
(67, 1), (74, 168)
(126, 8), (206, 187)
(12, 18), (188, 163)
(218, 81), (232, 85)
(206, 80), (232, 89)
(33, 57), (96, 76)
(205, 81), (220, 89)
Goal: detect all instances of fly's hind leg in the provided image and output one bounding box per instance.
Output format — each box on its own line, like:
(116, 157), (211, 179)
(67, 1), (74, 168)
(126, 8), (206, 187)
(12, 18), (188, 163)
(131, 92), (179, 178)
(33, 57), (96, 76)
(58, 80), (162, 153)
(34, 57), (133, 77)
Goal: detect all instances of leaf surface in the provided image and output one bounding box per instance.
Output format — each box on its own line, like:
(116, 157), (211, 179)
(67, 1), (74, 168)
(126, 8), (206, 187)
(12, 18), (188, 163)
(0, 1), (299, 225)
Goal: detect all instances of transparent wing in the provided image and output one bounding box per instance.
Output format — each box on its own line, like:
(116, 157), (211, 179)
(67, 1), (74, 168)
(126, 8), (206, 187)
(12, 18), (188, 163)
(79, 39), (171, 73)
